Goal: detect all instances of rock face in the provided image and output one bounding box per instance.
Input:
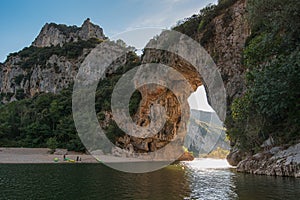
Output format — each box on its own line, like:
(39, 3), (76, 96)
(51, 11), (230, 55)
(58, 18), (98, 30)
(198, 0), (250, 106)
(226, 148), (246, 166)
(116, 0), (250, 154)
(0, 19), (105, 103)
(0, 49), (86, 102)
(32, 18), (106, 47)
(177, 152), (194, 162)
(237, 144), (300, 177)
(1, 1), (251, 161)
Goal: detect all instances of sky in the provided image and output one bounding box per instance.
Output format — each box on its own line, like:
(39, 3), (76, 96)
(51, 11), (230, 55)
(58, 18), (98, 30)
(0, 0), (217, 111)
(0, 0), (217, 62)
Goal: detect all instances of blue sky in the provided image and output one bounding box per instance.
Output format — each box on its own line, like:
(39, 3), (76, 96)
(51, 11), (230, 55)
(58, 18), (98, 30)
(0, 0), (217, 62)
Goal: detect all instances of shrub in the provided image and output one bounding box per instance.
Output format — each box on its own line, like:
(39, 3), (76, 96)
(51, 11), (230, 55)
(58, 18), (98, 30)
(46, 137), (58, 153)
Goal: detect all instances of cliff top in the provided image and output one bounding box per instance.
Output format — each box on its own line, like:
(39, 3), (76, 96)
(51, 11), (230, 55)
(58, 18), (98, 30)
(32, 18), (106, 47)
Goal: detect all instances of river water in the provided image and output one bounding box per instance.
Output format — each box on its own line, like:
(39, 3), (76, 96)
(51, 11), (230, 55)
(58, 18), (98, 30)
(0, 159), (299, 200)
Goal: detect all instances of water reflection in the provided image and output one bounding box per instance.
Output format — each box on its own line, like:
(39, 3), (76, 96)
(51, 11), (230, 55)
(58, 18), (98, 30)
(0, 161), (300, 200)
(183, 159), (238, 200)
(183, 158), (300, 200)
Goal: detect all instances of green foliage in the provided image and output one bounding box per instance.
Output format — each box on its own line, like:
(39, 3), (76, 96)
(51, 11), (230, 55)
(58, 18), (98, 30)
(129, 90), (142, 116)
(0, 88), (84, 151)
(14, 74), (24, 85)
(174, 14), (202, 38)
(200, 147), (230, 159)
(17, 38), (102, 69)
(226, 0), (300, 152)
(173, 0), (238, 44)
(0, 51), (141, 151)
(16, 89), (26, 100)
(95, 52), (142, 143)
(222, 8), (233, 28)
(95, 52), (141, 114)
(104, 120), (125, 143)
(46, 137), (58, 153)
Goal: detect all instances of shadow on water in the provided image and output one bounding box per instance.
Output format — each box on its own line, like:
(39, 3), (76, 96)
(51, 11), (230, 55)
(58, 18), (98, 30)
(234, 172), (300, 200)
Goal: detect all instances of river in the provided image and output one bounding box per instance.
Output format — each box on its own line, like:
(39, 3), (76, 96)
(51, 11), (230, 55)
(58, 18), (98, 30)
(0, 159), (299, 200)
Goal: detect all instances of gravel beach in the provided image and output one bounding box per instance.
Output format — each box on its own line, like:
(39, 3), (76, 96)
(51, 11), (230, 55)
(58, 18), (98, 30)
(0, 148), (97, 163)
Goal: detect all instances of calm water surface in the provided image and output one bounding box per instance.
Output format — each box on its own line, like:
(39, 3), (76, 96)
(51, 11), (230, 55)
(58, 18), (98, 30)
(0, 159), (299, 200)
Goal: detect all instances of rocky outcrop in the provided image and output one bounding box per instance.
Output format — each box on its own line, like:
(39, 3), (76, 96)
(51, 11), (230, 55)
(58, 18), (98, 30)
(116, 0), (250, 154)
(32, 18), (106, 47)
(226, 148), (246, 166)
(1, 1), (250, 161)
(0, 51), (87, 103)
(177, 152), (194, 161)
(197, 0), (250, 106)
(0, 19), (107, 103)
(237, 144), (300, 177)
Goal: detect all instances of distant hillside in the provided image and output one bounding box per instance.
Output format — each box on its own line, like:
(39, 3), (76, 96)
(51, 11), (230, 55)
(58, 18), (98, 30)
(185, 109), (229, 156)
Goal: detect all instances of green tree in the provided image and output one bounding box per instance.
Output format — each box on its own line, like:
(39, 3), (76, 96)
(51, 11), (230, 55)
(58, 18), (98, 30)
(226, 0), (300, 152)
(47, 137), (58, 153)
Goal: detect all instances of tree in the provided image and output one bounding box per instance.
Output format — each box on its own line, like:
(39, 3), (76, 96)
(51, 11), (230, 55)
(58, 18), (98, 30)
(226, 0), (300, 151)
(47, 137), (58, 153)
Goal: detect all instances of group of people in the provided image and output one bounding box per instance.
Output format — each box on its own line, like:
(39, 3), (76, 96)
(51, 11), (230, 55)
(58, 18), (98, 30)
(63, 154), (81, 162)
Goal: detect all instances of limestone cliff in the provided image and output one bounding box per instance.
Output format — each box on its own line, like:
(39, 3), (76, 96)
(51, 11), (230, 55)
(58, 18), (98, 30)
(0, 1), (249, 156)
(115, 0), (250, 154)
(32, 18), (106, 47)
(0, 19), (105, 103)
(198, 0), (250, 105)
(0, 0), (297, 175)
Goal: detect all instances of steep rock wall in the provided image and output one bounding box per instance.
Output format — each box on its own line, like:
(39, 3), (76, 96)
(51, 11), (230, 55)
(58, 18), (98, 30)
(0, 19), (105, 103)
(116, 0), (250, 153)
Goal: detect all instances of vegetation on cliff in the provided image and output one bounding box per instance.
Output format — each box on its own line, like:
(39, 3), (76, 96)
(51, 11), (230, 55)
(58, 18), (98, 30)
(10, 38), (103, 69)
(1, 0), (298, 156)
(173, 0), (299, 154)
(174, 0), (238, 43)
(226, 0), (300, 152)
(0, 52), (141, 151)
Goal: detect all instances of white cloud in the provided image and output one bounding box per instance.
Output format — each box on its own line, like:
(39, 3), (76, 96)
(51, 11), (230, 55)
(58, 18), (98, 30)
(127, 0), (217, 29)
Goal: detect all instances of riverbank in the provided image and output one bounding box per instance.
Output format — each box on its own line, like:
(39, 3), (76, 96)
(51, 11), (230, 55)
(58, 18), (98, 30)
(227, 143), (300, 178)
(0, 148), (97, 163)
(0, 147), (193, 164)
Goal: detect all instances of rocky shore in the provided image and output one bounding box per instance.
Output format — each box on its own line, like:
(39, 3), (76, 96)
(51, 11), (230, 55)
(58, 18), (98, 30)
(227, 143), (300, 177)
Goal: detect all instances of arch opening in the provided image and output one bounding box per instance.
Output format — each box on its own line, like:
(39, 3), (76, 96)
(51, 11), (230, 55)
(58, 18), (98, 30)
(186, 85), (230, 158)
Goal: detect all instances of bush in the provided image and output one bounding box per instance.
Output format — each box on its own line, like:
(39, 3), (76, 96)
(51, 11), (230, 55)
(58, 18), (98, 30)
(0, 51), (141, 152)
(17, 38), (102, 69)
(46, 137), (58, 153)
(173, 0), (238, 43)
(14, 74), (24, 85)
(226, 0), (300, 152)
